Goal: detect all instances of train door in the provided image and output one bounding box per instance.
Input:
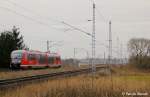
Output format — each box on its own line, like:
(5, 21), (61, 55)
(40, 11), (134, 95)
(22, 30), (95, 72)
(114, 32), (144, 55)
(38, 53), (47, 66)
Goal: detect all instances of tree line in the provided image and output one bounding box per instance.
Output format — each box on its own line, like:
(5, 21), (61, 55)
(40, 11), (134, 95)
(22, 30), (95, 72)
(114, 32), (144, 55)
(0, 26), (27, 68)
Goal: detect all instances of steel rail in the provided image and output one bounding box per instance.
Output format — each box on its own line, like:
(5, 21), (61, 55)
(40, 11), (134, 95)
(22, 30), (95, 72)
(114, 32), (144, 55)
(0, 66), (106, 89)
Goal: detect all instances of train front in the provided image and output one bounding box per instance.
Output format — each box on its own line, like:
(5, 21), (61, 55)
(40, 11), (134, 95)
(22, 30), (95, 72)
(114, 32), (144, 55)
(10, 50), (24, 69)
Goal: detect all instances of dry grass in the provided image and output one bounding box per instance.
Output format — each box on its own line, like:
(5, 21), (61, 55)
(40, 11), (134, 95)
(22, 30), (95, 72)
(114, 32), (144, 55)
(0, 65), (80, 80)
(1, 66), (150, 97)
(112, 64), (150, 76)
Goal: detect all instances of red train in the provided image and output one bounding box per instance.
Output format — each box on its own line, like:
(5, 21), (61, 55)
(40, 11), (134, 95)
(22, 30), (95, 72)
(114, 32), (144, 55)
(10, 50), (61, 69)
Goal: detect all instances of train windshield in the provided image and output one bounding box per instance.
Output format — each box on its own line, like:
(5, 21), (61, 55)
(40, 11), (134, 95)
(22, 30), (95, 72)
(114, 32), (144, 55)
(11, 52), (23, 59)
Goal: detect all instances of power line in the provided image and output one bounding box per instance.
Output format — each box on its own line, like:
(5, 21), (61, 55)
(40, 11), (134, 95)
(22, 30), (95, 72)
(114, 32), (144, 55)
(1, 1), (93, 38)
(3, 0), (60, 23)
(2, 0), (108, 32)
(0, 6), (67, 31)
(4, 0), (36, 14)
(1, 0), (97, 39)
(0, 6), (95, 42)
(95, 7), (106, 22)
(0, 6), (51, 27)
(1, 0), (68, 31)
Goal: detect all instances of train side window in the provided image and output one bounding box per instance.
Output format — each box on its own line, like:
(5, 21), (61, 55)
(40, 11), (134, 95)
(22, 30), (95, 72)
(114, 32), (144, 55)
(36, 54), (40, 61)
(28, 54), (36, 61)
(56, 57), (60, 61)
(48, 57), (54, 64)
(27, 54), (31, 60)
(39, 54), (46, 64)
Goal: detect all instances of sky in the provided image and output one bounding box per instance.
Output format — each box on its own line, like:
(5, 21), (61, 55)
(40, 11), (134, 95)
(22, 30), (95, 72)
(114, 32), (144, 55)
(0, 0), (150, 59)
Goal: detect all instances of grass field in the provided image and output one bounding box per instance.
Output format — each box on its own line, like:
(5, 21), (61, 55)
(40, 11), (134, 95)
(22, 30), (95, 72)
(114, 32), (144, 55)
(0, 65), (150, 97)
(0, 65), (79, 80)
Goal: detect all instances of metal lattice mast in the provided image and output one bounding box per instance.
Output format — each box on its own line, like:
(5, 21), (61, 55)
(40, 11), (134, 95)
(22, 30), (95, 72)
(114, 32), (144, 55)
(108, 21), (112, 68)
(109, 20), (114, 90)
(91, 3), (96, 73)
(47, 40), (50, 52)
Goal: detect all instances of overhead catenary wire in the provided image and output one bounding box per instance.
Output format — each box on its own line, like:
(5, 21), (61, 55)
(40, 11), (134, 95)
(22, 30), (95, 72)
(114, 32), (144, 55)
(1, 0), (93, 38)
(1, 0), (77, 31)
(0, 6), (75, 42)
(62, 21), (92, 37)
(7, 0), (108, 34)
(3, 0), (60, 23)
(0, 5), (73, 42)
(89, 0), (107, 22)
(5, 0), (111, 48)
(3, 0), (37, 14)
(3, 0), (94, 30)
(1, 0), (107, 34)
(95, 8), (106, 22)
(0, 6), (95, 47)
(2, 0), (103, 39)
(0, 6), (52, 27)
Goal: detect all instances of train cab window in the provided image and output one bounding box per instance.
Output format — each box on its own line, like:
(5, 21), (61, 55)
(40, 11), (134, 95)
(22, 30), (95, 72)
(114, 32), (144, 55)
(11, 52), (22, 59)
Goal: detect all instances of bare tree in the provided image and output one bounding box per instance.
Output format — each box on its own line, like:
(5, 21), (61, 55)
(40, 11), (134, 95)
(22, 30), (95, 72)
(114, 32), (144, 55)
(128, 38), (150, 69)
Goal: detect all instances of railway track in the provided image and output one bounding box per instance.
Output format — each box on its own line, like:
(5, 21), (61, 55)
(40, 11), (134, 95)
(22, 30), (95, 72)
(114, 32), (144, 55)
(0, 66), (107, 89)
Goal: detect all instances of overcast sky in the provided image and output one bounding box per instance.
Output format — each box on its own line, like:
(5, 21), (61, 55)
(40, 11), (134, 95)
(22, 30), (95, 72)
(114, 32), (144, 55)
(0, 0), (150, 59)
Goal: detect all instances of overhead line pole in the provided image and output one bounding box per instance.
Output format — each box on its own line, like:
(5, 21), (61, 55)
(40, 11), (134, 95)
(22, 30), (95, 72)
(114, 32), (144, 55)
(109, 20), (113, 90)
(108, 21), (112, 69)
(117, 37), (120, 64)
(47, 40), (50, 52)
(120, 43), (123, 64)
(91, 3), (96, 73)
(90, 2), (96, 89)
(74, 48), (76, 65)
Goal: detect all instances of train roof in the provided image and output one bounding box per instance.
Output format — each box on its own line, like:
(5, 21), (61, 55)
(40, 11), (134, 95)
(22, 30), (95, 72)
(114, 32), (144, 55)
(47, 53), (60, 57)
(11, 50), (60, 57)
